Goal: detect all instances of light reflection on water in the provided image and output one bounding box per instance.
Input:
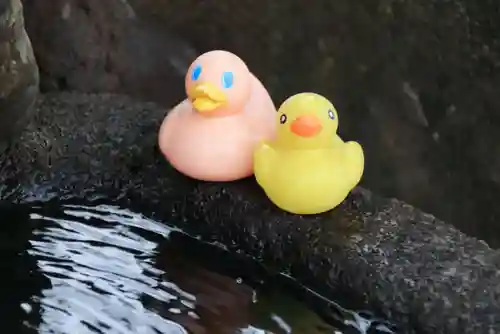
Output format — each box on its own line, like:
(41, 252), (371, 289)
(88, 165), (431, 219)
(13, 204), (391, 333)
(29, 206), (191, 334)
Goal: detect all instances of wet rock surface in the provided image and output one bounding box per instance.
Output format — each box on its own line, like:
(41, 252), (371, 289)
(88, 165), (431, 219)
(0, 91), (499, 333)
(22, 0), (500, 247)
(0, 0), (38, 149)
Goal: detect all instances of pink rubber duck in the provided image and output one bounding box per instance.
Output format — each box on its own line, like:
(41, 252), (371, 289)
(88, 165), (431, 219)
(158, 50), (277, 181)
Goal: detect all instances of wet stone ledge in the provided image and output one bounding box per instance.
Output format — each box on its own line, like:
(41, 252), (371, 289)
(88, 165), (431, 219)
(0, 92), (498, 334)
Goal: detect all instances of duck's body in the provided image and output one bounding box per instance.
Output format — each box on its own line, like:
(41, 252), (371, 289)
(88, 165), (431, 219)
(158, 50), (276, 181)
(255, 141), (364, 214)
(254, 92), (364, 215)
(159, 73), (276, 181)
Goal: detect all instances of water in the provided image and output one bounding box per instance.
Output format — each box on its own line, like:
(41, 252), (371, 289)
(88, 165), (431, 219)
(0, 203), (395, 333)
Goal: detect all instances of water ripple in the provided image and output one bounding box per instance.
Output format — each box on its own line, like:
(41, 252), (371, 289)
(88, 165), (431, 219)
(28, 205), (192, 334)
(15, 204), (394, 334)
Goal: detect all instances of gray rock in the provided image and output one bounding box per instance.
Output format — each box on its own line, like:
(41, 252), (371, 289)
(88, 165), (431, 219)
(22, 0), (196, 106)
(1, 91), (499, 333)
(0, 0), (38, 148)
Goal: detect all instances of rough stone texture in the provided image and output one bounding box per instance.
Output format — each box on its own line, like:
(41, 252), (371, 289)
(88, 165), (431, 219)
(0, 0), (38, 148)
(22, 0), (500, 247)
(22, 0), (196, 106)
(1, 92), (499, 333)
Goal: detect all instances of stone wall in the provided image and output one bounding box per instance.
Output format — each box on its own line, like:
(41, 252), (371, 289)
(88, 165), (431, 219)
(22, 0), (500, 246)
(22, 0), (197, 105)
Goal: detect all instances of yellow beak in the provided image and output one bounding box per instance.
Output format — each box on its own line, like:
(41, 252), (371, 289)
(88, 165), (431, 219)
(188, 82), (227, 113)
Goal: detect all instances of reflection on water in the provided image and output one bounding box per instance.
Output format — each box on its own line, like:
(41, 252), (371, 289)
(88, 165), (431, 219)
(29, 205), (189, 334)
(1, 203), (394, 333)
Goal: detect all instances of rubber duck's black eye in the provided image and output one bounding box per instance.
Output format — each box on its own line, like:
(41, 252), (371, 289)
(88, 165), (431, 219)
(328, 109), (335, 120)
(280, 114), (287, 124)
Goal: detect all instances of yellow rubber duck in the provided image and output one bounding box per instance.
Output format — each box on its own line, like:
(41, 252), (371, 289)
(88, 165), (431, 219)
(253, 92), (364, 215)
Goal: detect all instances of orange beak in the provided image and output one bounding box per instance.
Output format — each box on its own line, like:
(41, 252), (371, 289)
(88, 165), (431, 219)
(290, 114), (323, 137)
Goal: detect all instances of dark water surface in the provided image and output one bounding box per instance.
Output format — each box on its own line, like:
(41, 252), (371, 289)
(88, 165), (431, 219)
(0, 203), (394, 333)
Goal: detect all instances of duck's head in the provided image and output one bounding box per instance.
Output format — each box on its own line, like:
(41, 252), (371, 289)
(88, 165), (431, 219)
(274, 92), (339, 150)
(185, 50), (251, 117)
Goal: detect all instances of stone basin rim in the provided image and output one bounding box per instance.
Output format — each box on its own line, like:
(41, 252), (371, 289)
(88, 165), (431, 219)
(1, 91), (499, 334)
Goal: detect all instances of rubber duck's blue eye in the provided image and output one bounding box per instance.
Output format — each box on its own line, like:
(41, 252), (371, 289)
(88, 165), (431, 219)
(191, 65), (202, 81)
(222, 71), (234, 89)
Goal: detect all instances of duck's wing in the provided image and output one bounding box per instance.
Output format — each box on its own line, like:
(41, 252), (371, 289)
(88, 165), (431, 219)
(343, 141), (365, 186)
